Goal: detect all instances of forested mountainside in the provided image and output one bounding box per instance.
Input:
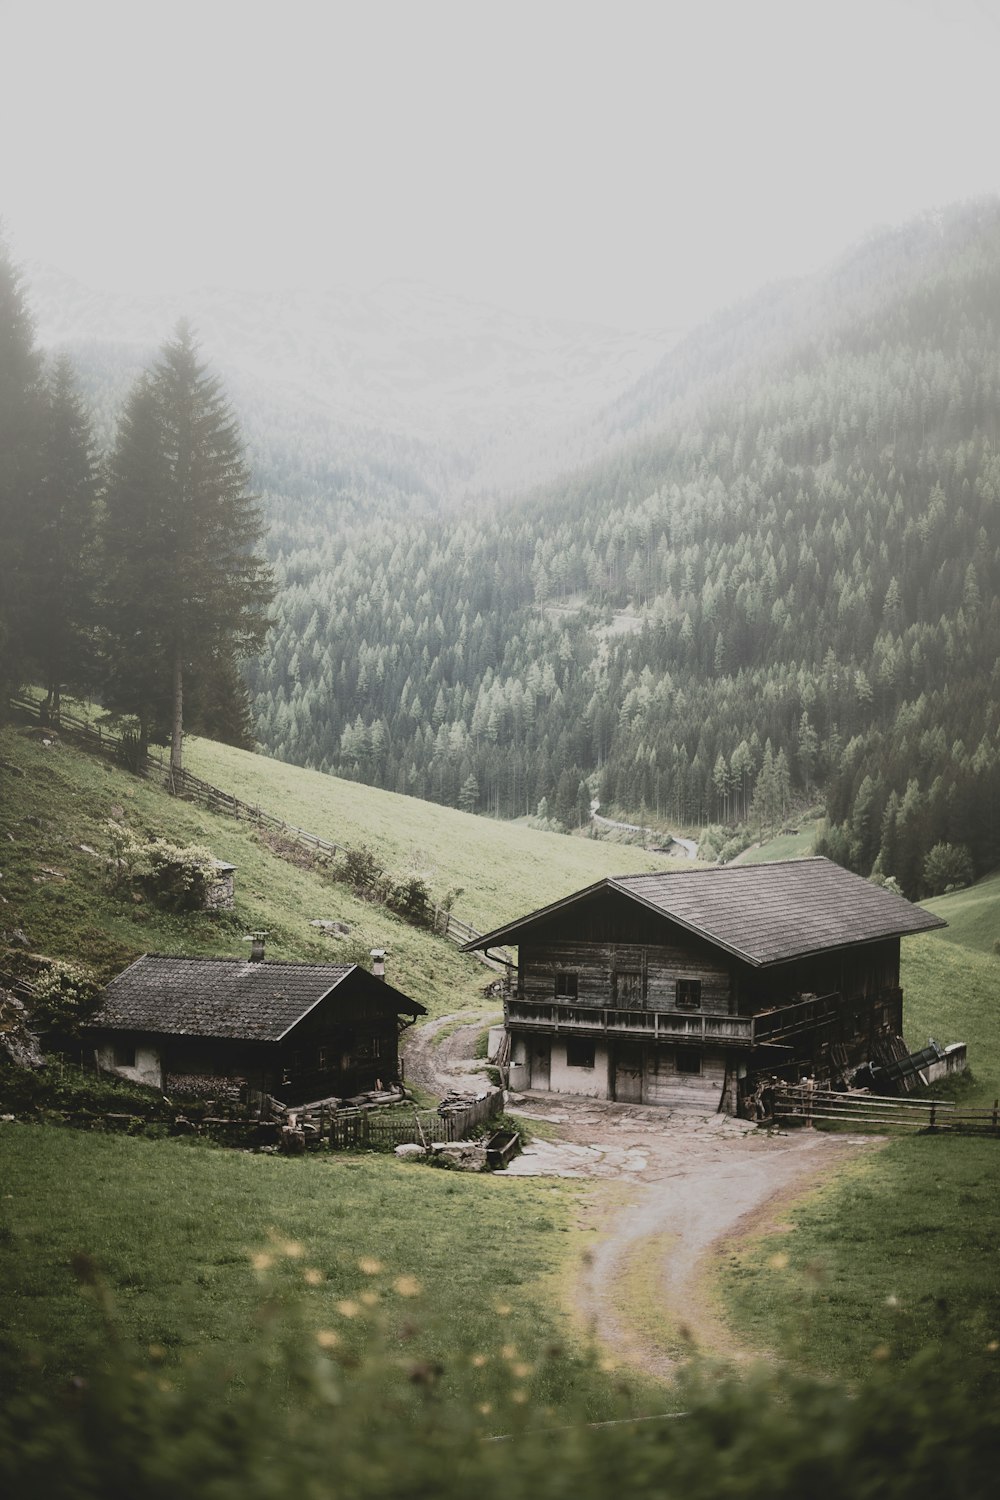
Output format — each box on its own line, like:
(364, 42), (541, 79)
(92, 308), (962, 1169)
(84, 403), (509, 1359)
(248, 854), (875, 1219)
(251, 202), (1000, 895)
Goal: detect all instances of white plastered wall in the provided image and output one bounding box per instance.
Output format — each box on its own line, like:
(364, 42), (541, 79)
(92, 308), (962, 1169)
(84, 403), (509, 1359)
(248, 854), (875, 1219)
(548, 1039), (612, 1098)
(95, 1042), (163, 1090)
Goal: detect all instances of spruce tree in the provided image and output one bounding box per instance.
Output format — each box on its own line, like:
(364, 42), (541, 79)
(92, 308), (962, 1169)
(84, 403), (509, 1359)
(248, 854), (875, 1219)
(24, 356), (100, 719)
(103, 324), (273, 772)
(0, 234), (44, 708)
(102, 375), (174, 755)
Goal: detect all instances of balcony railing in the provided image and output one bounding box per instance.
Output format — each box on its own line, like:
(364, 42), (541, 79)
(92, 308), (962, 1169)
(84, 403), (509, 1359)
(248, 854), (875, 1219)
(505, 989), (845, 1047)
(750, 991), (841, 1041)
(505, 1001), (752, 1045)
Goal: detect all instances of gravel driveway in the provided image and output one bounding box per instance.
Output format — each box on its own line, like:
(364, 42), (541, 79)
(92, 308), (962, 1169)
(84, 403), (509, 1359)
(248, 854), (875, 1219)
(404, 1014), (881, 1378)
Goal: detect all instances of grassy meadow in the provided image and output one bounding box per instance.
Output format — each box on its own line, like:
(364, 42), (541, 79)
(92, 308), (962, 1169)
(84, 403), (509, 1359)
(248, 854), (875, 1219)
(0, 719), (668, 1427)
(0, 717), (658, 1023)
(717, 874), (1000, 1383)
(3, 713), (999, 1431)
(183, 733), (665, 932)
(0, 1126), (656, 1421)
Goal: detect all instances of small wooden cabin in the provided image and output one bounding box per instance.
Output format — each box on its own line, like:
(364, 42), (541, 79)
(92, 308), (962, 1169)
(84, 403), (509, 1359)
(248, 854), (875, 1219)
(84, 953), (426, 1105)
(465, 858), (945, 1115)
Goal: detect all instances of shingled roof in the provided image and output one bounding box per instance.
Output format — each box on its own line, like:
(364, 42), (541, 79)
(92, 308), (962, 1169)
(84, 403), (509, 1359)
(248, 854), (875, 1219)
(464, 857), (946, 967)
(85, 955), (425, 1042)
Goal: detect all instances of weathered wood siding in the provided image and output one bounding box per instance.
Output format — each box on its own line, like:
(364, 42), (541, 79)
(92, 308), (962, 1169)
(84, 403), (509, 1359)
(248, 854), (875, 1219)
(736, 938), (901, 1014)
(519, 939), (732, 1014)
(644, 1046), (728, 1110)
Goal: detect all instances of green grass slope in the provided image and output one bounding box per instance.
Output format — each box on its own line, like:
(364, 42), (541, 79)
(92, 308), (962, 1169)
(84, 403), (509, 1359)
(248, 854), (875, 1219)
(0, 1127), (648, 1418)
(919, 870), (1000, 956)
(184, 734), (665, 931)
(900, 870), (1000, 1104)
(0, 725), (480, 1019)
(720, 872), (1000, 1384)
(733, 828), (819, 864)
(0, 721), (664, 1018)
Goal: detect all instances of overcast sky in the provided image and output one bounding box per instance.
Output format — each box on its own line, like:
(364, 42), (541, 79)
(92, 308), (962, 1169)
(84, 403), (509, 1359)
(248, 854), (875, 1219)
(3, 0), (999, 330)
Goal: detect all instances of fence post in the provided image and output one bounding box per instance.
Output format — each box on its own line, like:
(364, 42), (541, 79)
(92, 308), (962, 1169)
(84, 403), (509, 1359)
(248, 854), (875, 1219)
(929, 1103), (937, 1130)
(993, 1098), (999, 1131)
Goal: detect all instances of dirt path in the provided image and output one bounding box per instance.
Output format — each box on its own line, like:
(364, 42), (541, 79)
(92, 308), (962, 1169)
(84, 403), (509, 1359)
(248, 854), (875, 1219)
(403, 1017), (880, 1379)
(517, 1095), (882, 1378)
(402, 1009), (500, 1097)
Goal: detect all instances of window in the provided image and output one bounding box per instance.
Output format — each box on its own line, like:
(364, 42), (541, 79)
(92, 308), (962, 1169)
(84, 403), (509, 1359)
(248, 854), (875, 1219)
(554, 972), (579, 1000)
(372, 1037), (381, 1059)
(113, 1043), (136, 1068)
(676, 978), (702, 1010)
(615, 970), (643, 1006)
(566, 1038), (595, 1068)
(318, 1046), (330, 1071)
(676, 1050), (701, 1075)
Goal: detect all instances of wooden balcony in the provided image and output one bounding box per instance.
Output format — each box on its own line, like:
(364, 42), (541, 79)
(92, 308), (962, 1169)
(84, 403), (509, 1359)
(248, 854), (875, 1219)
(505, 1000), (753, 1046)
(505, 990), (845, 1048)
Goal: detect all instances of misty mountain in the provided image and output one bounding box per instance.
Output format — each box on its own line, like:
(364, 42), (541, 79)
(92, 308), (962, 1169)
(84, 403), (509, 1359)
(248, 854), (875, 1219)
(28, 266), (676, 514)
(246, 200), (1000, 895)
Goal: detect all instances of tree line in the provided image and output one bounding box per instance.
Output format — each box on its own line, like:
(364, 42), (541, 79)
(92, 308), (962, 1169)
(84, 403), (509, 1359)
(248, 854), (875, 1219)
(0, 237), (272, 774)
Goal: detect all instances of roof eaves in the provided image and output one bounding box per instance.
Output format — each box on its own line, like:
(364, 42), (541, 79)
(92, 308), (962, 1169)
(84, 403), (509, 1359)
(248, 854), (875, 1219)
(605, 876), (766, 965)
(753, 911), (948, 966)
(460, 877), (614, 952)
(273, 967), (351, 1042)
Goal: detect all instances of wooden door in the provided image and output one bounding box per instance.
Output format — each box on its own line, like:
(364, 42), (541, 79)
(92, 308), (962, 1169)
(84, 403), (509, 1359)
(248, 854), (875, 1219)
(614, 1044), (644, 1103)
(529, 1042), (550, 1090)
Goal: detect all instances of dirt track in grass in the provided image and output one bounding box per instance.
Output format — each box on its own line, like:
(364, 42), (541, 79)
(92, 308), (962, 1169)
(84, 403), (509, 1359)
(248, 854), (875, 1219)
(404, 1014), (881, 1381)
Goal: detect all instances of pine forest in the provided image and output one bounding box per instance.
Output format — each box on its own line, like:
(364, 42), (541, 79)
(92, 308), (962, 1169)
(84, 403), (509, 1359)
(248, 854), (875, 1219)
(248, 203), (1000, 895)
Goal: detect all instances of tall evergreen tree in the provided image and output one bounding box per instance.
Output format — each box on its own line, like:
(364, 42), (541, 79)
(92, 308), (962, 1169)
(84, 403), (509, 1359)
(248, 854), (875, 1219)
(103, 325), (273, 772)
(24, 356), (100, 719)
(102, 376), (174, 755)
(0, 234), (44, 708)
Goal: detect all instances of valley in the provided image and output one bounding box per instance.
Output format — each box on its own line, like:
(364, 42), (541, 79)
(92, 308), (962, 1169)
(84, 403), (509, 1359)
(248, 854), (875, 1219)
(1, 720), (997, 1408)
(3, 198), (1000, 1493)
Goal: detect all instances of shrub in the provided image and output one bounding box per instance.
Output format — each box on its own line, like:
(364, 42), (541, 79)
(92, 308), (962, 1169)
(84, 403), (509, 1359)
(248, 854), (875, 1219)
(383, 874), (433, 929)
(105, 823), (218, 912)
(337, 844), (386, 896)
(140, 839), (218, 911)
(28, 961), (103, 1047)
(922, 842), (974, 897)
(0, 1059), (168, 1117)
(718, 831), (753, 864)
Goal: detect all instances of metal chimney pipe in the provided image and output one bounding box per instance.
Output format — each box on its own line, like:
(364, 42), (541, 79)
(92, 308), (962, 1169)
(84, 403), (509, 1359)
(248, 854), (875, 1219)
(370, 948), (386, 979)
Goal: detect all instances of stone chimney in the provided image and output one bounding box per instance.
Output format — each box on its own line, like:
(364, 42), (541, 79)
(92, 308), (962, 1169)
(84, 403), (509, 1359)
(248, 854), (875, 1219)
(370, 948), (386, 979)
(246, 931), (268, 963)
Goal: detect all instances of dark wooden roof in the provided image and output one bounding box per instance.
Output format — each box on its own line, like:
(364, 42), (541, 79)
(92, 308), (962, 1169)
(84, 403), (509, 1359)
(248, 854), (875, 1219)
(85, 955), (425, 1042)
(465, 858), (946, 968)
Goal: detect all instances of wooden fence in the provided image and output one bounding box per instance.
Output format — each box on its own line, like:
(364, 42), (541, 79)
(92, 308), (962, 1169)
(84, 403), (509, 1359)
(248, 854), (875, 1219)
(9, 693), (128, 764)
(773, 1085), (1000, 1134)
(294, 1090), (503, 1150)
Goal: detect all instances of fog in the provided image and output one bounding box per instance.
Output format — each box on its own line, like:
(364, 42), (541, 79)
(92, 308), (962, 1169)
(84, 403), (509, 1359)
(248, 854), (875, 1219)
(4, 0), (1000, 329)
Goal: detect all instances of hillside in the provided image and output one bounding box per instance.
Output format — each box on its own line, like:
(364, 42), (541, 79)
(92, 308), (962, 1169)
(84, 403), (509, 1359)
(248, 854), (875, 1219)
(245, 201), (1000, 901)
(0, 721), (663, 1013)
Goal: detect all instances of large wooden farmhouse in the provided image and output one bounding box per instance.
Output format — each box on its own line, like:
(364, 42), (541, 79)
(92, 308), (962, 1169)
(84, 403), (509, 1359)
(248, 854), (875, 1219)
(465, 858), (945, 1114)
(84, 953), (426, 1105)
